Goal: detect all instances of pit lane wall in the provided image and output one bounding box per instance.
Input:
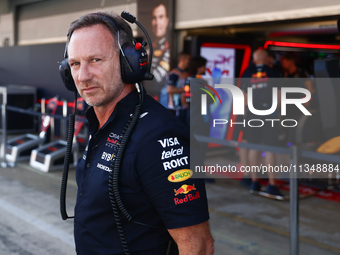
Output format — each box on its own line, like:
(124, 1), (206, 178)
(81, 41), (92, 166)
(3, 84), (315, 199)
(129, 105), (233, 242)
(1, 0), (340, 47)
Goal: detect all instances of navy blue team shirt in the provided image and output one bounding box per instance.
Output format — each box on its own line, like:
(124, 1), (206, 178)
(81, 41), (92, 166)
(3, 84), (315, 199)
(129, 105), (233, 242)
(74, 88), (209, 254)
(167, 68), (186, 108)
(241, 64), (280, 110)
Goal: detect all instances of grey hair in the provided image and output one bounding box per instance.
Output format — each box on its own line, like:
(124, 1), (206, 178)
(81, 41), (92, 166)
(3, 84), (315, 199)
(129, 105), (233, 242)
(66, 12), (133, 55)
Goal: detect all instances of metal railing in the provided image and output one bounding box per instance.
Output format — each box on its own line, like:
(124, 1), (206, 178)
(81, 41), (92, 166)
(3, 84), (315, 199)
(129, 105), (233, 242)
(195, 134), (340, 255)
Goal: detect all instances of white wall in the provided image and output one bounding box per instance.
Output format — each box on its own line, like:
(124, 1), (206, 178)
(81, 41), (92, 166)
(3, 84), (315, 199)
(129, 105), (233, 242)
(0, 13), (14, 46)
(17, 2), (137, 45)
(175, 0), (340, 29)
(2, 0), (340, 46)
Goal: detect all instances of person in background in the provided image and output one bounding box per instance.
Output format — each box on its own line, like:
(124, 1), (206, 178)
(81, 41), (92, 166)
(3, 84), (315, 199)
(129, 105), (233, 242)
(159, 52), (190, 124)
(281, 53), (314, 98)
(239, 49), (279, 187)
(265, 49), (283, 77)
(185, 56), (208, 127)
(266, 50), (275, 68)
(149, 0), (171, 98)
(239, 55), (257, 188)
(184, 56), (213, 177)
(281, 53), (315, 143)
(241, 49), (282, 196)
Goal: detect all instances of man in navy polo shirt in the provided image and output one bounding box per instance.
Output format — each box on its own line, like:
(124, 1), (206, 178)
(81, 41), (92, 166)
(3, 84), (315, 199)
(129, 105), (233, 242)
(241, 49), (282, 196)
(66, 12), (213, 255)
(159, 52), (190, 124)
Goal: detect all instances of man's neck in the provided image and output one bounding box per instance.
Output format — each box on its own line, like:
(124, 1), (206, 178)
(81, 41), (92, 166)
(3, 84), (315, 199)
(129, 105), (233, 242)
(255, 61), (265, 66)
(94, 84), (135, 130)
(156, 36), (166, 44)
(177, 63), (186, 71)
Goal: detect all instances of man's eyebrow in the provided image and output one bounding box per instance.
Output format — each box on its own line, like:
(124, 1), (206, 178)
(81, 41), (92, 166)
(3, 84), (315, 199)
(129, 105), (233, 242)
(68, 54), (106, 63)
(67, 57), (76, 63)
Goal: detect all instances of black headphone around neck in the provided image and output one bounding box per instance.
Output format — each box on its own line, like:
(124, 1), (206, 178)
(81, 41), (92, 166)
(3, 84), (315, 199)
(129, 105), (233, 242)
(59, 12), (153, 92)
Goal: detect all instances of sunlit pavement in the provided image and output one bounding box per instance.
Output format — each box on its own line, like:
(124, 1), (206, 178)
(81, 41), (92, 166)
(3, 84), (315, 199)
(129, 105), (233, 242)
(0, 162), (339, 255)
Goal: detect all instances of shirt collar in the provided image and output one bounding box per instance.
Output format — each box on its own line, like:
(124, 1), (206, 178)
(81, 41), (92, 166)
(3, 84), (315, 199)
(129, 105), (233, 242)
(86, 88), (141, 135)
(176, 67), (185, 73)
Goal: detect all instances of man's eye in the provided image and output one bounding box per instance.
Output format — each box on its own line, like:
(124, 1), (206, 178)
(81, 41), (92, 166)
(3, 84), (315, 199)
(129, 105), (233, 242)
(93, 59), (100, 63)
(70, 62), (79, 67)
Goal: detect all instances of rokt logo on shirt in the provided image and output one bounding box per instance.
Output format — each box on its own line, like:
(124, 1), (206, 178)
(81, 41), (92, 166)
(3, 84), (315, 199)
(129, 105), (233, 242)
(163, 156), (188, 171)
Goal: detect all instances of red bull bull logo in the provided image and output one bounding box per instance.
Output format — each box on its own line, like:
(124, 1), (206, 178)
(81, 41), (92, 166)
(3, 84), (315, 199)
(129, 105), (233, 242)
(174, 184), (196, 196)
(252, 71), (267, 78)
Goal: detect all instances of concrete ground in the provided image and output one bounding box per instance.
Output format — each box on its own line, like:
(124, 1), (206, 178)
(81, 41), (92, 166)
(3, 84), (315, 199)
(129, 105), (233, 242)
(0, 160), (339, 255)
(207, 179), (340, 255)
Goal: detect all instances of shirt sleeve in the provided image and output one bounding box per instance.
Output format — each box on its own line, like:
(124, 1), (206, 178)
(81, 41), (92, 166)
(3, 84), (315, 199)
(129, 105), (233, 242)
(134, 124), (210, 229)
(167, 73), (179, 87)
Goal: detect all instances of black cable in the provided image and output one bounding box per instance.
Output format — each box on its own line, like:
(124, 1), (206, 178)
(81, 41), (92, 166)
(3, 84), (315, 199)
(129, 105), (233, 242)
(108, 84), (144, 254)
(110, 104), (141, 219)
(60, 91), (77, 220)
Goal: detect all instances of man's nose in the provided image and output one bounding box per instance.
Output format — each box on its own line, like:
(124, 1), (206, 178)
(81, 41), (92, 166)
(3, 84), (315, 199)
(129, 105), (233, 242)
(78, 63), (93, 82)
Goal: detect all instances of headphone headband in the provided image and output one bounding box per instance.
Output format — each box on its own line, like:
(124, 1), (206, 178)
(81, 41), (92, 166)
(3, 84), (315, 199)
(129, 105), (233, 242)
(97, 14), (120, 31)
(93, 14), (136, 44)
(59, 11), (153, 92)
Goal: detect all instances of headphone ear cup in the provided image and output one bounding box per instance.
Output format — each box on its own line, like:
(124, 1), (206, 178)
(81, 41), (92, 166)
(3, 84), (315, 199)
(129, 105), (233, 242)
(59, 58), (77, 92)
(120, 43), (148, 84)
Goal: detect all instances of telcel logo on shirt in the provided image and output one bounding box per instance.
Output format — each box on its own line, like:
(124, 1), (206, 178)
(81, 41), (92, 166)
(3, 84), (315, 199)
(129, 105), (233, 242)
(168, 169), (192, 182)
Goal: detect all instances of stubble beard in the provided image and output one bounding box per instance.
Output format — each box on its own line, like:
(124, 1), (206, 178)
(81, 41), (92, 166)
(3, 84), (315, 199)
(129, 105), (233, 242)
(86, 82), (124, 107)
(80, 64), (124, 107)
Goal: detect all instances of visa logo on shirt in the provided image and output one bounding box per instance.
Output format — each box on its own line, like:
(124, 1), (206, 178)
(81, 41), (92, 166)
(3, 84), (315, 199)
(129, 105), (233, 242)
(158, 137), (180, 148)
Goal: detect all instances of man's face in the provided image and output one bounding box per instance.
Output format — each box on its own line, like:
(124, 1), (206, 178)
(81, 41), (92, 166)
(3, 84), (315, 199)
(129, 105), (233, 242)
(197, 65), (206, 75)
(266, 56), (274, 68)
(67, 24), (124, 107)
(281, 58), (291, 70)
(181, 55), (190, 69)
(151, 4), (169, 38)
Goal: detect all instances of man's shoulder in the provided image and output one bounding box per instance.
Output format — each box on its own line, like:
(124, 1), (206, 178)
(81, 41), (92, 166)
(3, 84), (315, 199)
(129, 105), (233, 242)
(142, 95), (187, 122)
(168, 68), (181, 77)
(137, 94), (188, 133)
(261, 65), (279, 77)
(242, 63), (257, 77)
